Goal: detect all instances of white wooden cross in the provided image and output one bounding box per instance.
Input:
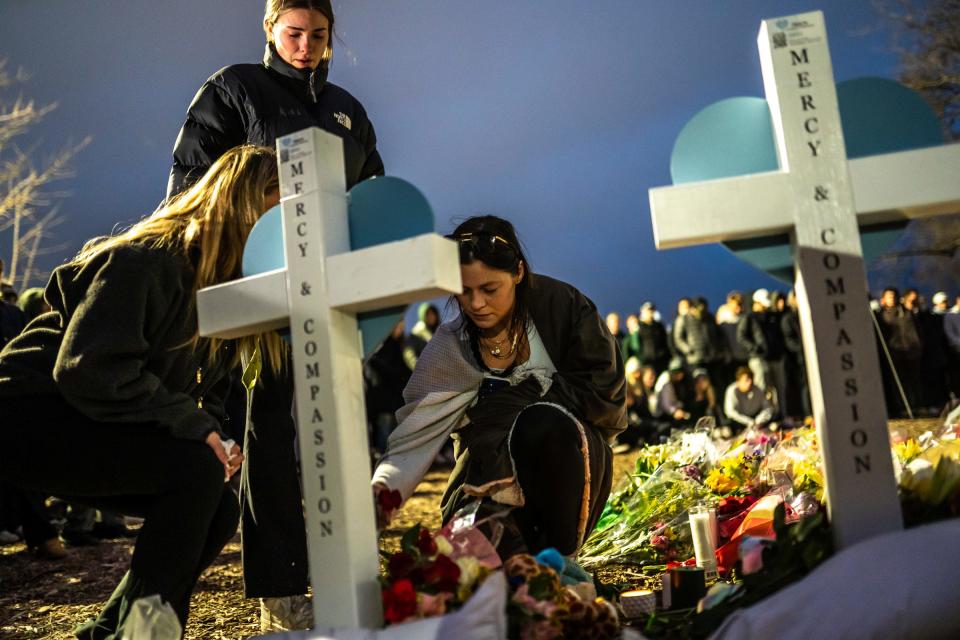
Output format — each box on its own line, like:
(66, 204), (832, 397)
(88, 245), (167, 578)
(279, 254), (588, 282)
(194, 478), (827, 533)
(649, 11), (960, 549)
(195, 127), (462, 628)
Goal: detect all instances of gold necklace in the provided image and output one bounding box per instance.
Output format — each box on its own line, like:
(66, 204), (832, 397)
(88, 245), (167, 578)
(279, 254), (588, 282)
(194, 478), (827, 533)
(482, 330), (520, 359)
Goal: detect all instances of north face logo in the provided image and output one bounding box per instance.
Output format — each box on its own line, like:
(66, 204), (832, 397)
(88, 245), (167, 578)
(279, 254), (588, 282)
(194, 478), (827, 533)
(333, 112), (352, 130)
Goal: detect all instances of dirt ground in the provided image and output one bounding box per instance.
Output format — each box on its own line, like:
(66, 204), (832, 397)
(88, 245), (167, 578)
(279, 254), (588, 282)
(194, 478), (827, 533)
(0, 420), (937, 638)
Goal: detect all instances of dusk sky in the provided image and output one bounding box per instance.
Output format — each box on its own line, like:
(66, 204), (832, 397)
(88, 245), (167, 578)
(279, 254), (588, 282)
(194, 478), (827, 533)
(1, 1), (907, 322)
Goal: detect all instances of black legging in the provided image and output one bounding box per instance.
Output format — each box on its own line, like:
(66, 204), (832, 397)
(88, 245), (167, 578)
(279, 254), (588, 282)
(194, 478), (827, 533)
(0, 394), (239, 637)
(509, 403), (612, 556)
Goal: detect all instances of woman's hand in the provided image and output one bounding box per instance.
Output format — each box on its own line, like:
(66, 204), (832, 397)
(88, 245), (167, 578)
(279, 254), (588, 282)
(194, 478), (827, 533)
(205, 431), (244, 482)
(373, 482), (402, 531)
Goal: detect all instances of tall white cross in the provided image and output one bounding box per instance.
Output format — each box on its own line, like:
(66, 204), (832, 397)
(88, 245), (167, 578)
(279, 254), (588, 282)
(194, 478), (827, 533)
(196, 127), (462, 627)
(649, 11), (960, 549)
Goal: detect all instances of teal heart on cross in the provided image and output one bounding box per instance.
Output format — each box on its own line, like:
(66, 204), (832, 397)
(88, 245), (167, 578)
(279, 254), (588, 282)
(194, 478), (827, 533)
(242, 176), (436, 357)
(669, 77), (944, 283)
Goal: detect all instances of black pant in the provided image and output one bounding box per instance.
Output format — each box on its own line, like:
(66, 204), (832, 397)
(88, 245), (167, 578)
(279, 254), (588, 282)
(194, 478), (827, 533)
(0, 394), (239, 637)
(510, 404), (612, 556)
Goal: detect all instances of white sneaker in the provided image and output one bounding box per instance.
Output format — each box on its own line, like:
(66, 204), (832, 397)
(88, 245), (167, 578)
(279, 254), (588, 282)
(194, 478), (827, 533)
(260, 595), (313, 633)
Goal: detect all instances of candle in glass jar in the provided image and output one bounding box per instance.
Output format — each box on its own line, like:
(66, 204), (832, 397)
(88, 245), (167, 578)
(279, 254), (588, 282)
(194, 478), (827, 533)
(689, 506), (718, 579)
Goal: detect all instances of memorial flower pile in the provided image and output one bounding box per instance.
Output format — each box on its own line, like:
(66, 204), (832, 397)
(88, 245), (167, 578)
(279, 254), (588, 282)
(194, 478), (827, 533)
(381, 523), (620, 639)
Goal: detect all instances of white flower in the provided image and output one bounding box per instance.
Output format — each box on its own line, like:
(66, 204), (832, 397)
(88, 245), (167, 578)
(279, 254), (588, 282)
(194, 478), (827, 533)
(435, 534), (454, 557)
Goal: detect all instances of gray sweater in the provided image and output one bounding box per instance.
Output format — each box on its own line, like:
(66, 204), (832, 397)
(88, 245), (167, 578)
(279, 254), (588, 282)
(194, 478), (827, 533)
(724, 383), (775, 428)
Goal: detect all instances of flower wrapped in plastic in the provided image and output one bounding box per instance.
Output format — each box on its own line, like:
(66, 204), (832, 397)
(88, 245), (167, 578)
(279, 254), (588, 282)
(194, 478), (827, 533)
(380, 523), (491, 624)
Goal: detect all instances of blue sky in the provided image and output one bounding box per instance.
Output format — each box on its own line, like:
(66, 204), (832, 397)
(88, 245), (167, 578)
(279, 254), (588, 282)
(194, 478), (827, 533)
(1, 1), (903, 322)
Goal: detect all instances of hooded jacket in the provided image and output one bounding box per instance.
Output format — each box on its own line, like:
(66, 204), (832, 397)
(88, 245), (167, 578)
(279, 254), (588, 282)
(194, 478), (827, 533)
(168, 45), (384, 197)
(0, 244), (232, 441)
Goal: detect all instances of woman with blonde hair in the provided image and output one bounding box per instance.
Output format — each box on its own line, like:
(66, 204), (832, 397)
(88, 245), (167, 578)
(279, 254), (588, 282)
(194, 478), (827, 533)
(0, 145), (280, 638)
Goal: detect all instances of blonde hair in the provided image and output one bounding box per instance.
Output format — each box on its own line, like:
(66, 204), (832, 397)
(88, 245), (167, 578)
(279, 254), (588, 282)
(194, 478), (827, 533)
(71, 145), (287, 374)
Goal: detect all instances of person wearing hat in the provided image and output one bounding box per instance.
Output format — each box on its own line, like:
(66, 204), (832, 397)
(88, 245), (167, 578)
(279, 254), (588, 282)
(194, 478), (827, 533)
(653, 357), (693, 426)
(932, 292), (950, 314)
(167, 1), (385, 630)
(736, 288), (787, 415)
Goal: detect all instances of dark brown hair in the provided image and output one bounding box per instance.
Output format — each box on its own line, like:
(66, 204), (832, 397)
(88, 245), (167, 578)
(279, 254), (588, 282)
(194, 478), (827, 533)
(449, 215), (532, 349)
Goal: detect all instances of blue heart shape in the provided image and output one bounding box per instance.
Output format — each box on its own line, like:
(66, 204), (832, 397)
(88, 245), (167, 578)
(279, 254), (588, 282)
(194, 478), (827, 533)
(242, 176), (436, 356)
(669, 77), (944, 282)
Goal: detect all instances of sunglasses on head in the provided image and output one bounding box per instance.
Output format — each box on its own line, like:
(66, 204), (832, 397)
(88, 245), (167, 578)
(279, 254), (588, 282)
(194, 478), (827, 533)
(449, 232), (519, 269)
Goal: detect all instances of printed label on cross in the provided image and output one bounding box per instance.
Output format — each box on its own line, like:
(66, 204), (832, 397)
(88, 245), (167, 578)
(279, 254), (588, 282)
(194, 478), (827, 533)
(196, 127), (462, 628)
(649, 11), (960, 548)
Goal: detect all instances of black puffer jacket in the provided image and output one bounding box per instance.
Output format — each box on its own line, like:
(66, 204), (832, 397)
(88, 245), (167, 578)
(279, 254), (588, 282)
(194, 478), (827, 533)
(168, 45), (384, 197)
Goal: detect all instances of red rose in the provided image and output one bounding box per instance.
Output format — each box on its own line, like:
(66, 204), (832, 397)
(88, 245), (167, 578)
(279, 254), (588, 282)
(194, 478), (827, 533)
(422, 554), (461, 593)
(382, 578), (418, 624)
(416, 528), (438, 556)
(388, 551), (416, 580)
(378, 489), (403, 512)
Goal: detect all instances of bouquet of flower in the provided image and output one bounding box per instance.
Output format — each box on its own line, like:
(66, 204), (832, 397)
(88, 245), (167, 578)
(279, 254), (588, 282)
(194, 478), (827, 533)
(380, 524), (491, 624)
(579, 464), (712, 569)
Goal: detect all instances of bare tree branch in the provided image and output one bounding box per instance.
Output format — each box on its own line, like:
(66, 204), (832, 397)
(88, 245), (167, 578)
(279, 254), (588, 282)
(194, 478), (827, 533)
(0, 59), (91, 291)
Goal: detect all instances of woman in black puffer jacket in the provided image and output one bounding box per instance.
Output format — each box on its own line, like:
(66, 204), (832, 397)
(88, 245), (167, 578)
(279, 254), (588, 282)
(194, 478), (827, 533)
(167, 1), (384, 631)
(168, 0), (383, 198)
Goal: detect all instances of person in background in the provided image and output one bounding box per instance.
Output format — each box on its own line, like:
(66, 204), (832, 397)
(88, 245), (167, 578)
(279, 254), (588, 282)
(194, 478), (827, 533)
(687, 367), (722, 427)
(404, 303), (441, 371)
(373, 215), (625, 558)
(16, 287), (50, 323)
(0, 264), (63, 557)
(364, 320), (413, 455)
(932, 292), (950, 315)
(674, 297), (723, 388)
(605, 311), (625, 345)
(737, 288), (786, 414)
(637, 301), (671, 375)
(716, 291), (748, 392)
(781, 290), (810, 422)
(616, 358), (669, 452)
(914, 290), (949, 413)
(943, 297), (960, 402)
(0, 146), (279, 636)
(669, 297), (692, 363)
(654, 358), (693, 428)
(724, 367), (777, 433)
(876, 287), (923, 417)
(621, 313), (642, 362)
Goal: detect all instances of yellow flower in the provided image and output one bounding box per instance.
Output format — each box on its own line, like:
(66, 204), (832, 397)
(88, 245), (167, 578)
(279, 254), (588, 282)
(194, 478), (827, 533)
(705, 468), (739, 494)
(894, 439), (923, 465)
(455, 556), (482, 601)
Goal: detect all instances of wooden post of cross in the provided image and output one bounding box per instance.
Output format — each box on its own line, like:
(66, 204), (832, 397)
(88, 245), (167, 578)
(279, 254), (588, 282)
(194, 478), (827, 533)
(648, 11), (960, 549)
(195, 127), (462, 628)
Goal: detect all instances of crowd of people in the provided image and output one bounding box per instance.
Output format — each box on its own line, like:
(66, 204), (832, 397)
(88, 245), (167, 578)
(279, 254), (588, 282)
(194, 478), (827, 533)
(605, 286), (960, 450)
